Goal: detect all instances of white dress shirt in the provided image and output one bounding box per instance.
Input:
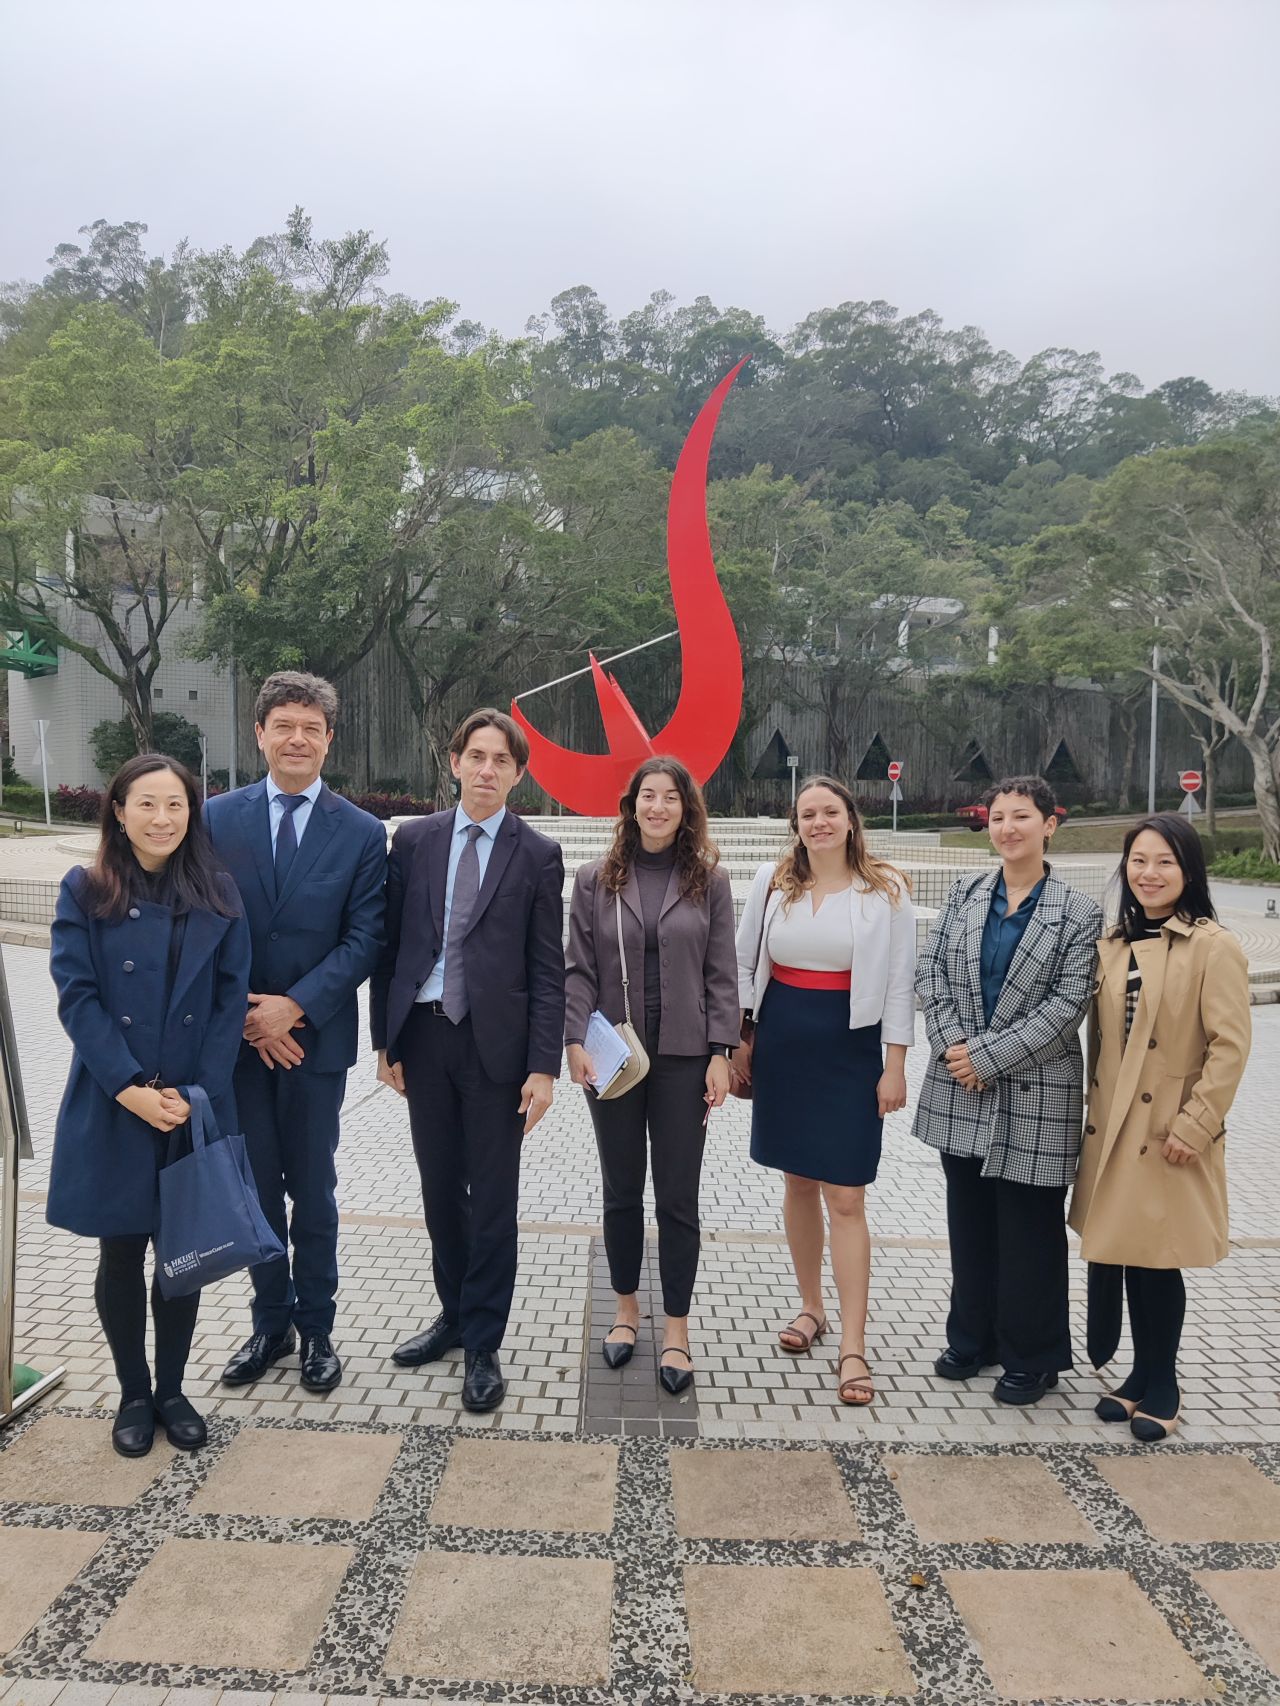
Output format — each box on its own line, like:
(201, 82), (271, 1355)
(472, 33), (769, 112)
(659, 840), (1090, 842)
(268, 775), (323, 851)
(417, 805), (506, 1003)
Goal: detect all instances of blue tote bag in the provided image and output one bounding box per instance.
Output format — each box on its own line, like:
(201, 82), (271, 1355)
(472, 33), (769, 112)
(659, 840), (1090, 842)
(154, 1085), (284, 1299)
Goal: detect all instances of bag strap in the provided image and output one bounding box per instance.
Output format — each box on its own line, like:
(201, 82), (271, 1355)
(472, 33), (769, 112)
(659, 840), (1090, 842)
(179, 1084), (217, 1151)
(614, 892), (634, 1028)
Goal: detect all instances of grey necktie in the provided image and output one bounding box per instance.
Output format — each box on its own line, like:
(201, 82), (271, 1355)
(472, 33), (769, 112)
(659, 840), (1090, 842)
(442, 823), (484, 1023)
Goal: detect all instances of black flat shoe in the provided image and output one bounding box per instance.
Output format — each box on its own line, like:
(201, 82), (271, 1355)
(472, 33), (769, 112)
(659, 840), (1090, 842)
(1095, 1393), (1140, 1423)
(222, 1328), (296, 1386)
(392, 1313), (462, 1367)
(934, 1347), (992, 1381)
(462, 1349), (506, 1412)
(659, 1348), (693, 1395)
(300, 1333), (342, 1393)
(993, 1370), (1058, 1406)
(154, 1394), (207, 1451)
(1131, 1409), (1180, 1443)
(111, 1397), (155, 1458)
(602, 1323), (637, 1369)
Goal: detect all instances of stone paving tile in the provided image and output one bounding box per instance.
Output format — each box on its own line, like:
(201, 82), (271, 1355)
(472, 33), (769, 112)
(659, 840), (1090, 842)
(428, 1436), (618, 1534)
(1095, 1451), (1280, 1541)
(684, 1562), (915, 1697)
(191, 1426), (402, 1521)
(1194, 1567), (1280, 1675)
(886, 1451), (1099, 1544)
(0, 1528), (102, 1656)
(384, 1552), (613, 1687)
(671, 1444), (859, 1539)
(0, 1417), (174, 1509)
(944, 1567), (1212, 1701)
(88, 1537), (354, 1670)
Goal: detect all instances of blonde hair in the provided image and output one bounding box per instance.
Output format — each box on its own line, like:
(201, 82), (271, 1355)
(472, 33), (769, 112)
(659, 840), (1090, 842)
(773, 775), (909, 906)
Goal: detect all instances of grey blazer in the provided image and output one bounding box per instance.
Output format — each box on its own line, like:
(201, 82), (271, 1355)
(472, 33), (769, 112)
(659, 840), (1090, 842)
(565, 859), (740, 1056)
(912, 868), (1103, 1188)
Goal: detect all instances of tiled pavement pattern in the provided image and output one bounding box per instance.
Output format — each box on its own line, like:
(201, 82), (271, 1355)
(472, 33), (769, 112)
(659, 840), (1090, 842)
(1, 1413), (1280, 1704)
(5, 930), (1280, 1702)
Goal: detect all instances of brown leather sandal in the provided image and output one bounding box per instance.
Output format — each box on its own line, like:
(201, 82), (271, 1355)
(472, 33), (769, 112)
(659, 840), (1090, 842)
(837, 1352), (875, 1406)
(779, 1311), (828, 1354)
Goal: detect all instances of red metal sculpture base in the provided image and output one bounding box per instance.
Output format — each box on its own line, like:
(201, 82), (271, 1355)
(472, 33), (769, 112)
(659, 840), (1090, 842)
(511, 360), (748, 816)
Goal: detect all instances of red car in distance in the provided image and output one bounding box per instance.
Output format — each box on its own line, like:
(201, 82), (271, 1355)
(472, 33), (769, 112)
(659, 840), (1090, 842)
(956, 802), (1069, 832)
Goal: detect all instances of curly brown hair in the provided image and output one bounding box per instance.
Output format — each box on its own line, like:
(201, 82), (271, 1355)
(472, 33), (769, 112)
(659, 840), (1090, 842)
(773, 775), (908, 906)
(599, 757), (719, 902)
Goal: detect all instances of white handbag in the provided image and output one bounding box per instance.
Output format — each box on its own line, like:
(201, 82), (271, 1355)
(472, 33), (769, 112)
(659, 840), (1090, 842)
(596, 893), (651, 1101)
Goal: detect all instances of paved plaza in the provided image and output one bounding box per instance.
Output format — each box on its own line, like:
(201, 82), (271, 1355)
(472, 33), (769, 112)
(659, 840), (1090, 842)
(2, 938), (1279, 1703)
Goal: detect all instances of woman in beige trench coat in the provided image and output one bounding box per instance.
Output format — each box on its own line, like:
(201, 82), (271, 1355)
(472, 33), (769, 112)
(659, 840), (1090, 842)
(1069, 813), (1250, 1442)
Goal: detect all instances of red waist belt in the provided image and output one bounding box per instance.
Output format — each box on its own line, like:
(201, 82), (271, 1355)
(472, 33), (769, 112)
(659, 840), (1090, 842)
(771, 963), (851, 991)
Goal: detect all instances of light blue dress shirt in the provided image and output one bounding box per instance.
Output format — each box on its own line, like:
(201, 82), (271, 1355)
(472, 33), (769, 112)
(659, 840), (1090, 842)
(268, 775), (323, 852)
(417, 805), (506, 1003)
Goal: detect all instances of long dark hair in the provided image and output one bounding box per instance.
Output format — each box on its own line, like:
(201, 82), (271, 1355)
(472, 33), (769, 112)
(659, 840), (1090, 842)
(84, 754), (239, 922)
(600, 756), (718, 902)
(774, 774), (908, 906)
(1113, 811), (1216, 941)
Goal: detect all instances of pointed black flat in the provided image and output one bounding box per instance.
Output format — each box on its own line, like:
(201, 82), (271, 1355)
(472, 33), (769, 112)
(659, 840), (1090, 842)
(602, 1323), (637, 1369)
(659, 1348), (693, 1395)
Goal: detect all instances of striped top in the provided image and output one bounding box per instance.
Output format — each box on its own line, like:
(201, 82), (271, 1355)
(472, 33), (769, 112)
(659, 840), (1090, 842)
(1124, 915), (1166, 1040)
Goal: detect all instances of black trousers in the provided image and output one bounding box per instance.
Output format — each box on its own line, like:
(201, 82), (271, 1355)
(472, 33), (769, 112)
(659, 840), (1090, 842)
(940, 1151), (1073, 1373)
(95, 1235), (199, 1406)
(235, 1052), (347, 1338)
(401, 1006), (524, 1351)
(585, 1052), (709, 1317)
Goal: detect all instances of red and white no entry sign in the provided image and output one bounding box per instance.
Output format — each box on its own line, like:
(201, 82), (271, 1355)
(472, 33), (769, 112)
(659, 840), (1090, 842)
(888, 761), (903, 782)
(1179, 770), (1202, 793)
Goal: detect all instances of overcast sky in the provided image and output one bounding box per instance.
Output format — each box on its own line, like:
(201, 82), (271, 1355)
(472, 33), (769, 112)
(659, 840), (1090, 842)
(4, 0), (1277, 393)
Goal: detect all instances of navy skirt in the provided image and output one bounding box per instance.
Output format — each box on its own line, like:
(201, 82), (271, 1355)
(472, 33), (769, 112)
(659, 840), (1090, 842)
(749, 980), (884, 1186)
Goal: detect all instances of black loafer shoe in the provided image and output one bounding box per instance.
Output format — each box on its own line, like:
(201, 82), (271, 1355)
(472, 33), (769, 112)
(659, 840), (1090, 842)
(392, 1313), (462, 1367)
(111, 1397), (156, 1458)
(994, 1370), (1059, 1406)
(300, 1333), (343, 1393)
(222, 1328), (296, 1386)
(462, 1349), (506, 1412)
(934, 1347), (990, 1381)
(154, 1394), (207, 1451)
(659, 1349), (694, 1395)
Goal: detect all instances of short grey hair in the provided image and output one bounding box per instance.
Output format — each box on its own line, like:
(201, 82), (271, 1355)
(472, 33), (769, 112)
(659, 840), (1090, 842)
(254, 671), (339, 731)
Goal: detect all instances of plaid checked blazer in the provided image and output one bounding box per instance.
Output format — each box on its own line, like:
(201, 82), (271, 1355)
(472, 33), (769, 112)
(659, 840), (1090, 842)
(912, 868), (1103, 1188)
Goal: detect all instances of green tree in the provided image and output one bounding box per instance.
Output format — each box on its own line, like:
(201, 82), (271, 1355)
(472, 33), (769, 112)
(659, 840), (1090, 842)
(1025, 428), (1280, 857)
(89, 709), (205, 777)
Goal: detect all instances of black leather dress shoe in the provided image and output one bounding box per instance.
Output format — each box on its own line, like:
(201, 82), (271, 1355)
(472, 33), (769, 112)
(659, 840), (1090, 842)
(300, 1333), (342, 1393)
(222, 1328), (297, 1386)
(111, 1397), (156, 1458)
(154, 1393), (207, 1450)
(994, 1370), (1058, 1406)
(392, 1313), (463, 1367)
(462, 1349), (506, 1412)
(934, 1347), (988, 1381)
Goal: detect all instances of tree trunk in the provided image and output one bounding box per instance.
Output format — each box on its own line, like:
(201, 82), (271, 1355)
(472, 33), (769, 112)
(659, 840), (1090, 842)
(123, 678), (155, 754)
(1116, 700), (1140, 811)
(1242, 735), (1280, 861)
(1204, 743), (1216, 839)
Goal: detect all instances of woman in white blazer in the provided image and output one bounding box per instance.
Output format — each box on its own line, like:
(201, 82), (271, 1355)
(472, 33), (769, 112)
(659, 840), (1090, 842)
(732, 775), (915, 1405)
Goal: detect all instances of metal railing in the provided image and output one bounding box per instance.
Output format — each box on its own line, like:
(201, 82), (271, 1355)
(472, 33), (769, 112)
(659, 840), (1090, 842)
(0, 945), (64, 1425)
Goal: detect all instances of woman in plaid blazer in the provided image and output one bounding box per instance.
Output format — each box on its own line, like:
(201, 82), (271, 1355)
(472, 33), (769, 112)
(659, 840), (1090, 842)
(914, 776), (1102, 1406)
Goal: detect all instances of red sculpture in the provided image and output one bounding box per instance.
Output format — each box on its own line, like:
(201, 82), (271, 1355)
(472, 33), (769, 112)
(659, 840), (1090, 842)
(511, 359), (748, 815)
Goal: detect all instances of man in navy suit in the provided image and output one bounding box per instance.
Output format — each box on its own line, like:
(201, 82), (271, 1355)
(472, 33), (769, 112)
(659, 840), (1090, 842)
(371, 708), (565, 1412)
(206, 671), (386, 1393)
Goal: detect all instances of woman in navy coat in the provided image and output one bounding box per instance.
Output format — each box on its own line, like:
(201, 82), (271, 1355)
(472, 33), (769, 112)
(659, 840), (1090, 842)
(48, 753), (250, 1457)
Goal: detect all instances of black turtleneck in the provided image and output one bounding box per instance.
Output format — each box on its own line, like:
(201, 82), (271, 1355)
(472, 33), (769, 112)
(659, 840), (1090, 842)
(634, 842), (676, 1041)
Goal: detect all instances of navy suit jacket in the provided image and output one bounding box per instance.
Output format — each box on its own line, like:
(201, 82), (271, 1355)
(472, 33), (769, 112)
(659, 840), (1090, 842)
(370, 807), (565, 1084)
(47, 868), (251, 1237)
(205, 779), (387, 1074)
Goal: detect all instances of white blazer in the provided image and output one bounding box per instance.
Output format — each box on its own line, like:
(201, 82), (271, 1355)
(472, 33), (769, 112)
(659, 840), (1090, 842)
(735, 862), (917, 1046)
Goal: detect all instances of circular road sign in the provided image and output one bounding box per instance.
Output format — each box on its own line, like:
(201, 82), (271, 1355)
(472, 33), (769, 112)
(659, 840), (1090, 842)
(887, 761), (903, 782)
(1179, 770), (1202, 793)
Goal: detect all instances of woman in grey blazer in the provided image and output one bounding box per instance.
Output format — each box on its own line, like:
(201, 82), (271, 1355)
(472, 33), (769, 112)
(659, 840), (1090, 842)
(565, 758), (739, 1393)
(914, 775), (1102, 1407)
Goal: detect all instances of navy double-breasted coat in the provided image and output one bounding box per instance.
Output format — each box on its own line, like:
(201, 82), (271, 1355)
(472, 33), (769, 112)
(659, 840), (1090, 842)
(46, 867), (252, 1238)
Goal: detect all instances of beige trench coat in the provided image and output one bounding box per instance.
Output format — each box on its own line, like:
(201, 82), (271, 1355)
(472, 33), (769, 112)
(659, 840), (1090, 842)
(1068, 916), (1250, 1268)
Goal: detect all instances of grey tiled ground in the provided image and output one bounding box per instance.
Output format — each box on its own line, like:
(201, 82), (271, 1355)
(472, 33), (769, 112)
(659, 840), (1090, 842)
(6, 941), (1280, 1446)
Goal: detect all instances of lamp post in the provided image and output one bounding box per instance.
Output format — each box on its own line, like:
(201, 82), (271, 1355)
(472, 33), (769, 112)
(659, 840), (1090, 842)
(1146, 637), (1159, 814)
(787, 754), (799, 809)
